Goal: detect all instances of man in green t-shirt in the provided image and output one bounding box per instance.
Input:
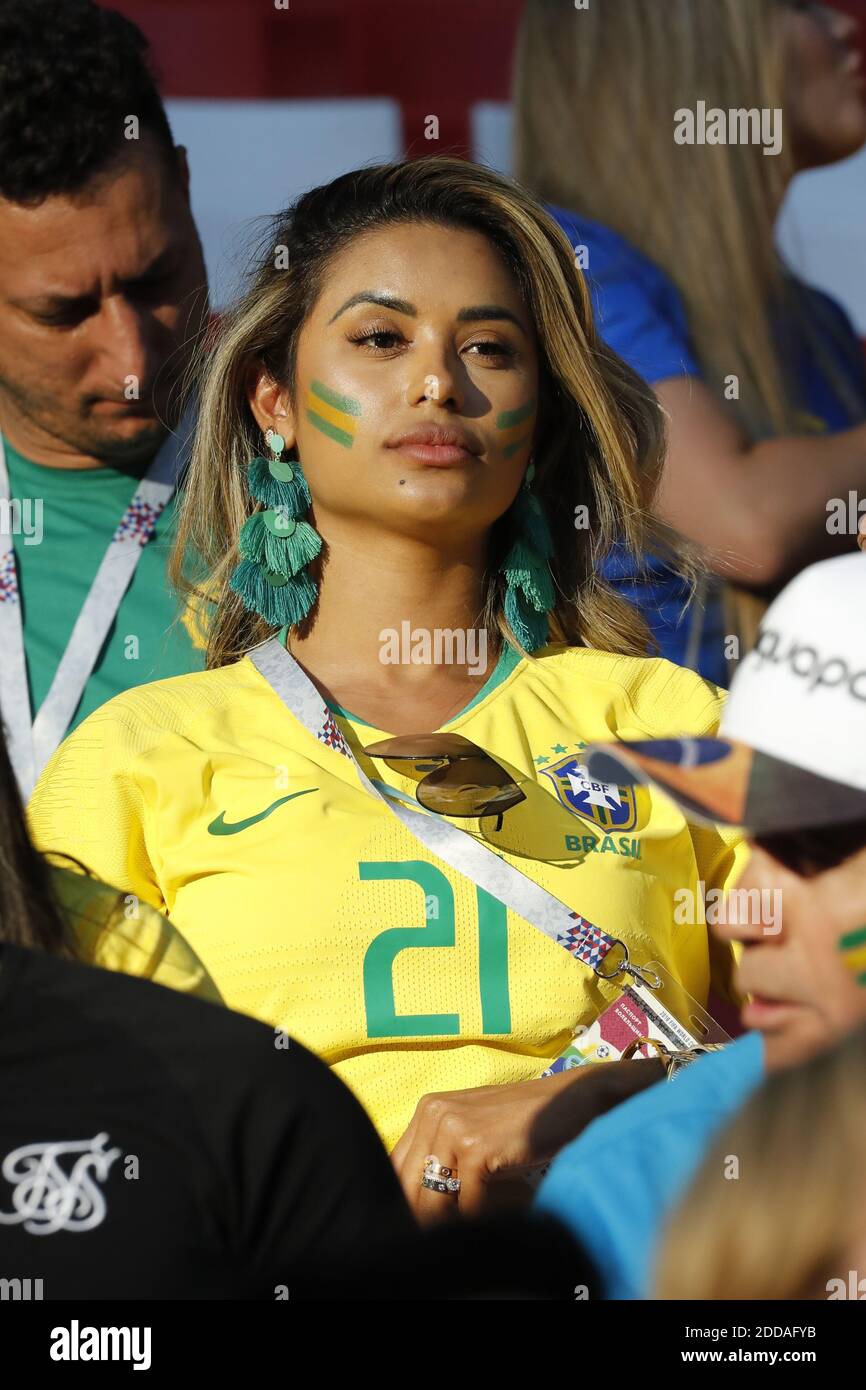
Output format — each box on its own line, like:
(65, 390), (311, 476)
(0, 0), (210, 796)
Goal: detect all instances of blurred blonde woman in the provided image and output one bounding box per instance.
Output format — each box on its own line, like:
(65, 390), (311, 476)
(656, 1022), (866, 1300)
(29, 156), (746, 1217)
(515, 0), (866, 684)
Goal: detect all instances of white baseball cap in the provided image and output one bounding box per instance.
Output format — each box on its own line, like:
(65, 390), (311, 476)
(585, 553), (866, 834)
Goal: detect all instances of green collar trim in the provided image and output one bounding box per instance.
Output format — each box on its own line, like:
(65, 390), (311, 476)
(275, 626), (522, 730)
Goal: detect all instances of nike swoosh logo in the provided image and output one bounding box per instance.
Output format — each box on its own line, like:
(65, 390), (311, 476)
(207, 789), (317, 836)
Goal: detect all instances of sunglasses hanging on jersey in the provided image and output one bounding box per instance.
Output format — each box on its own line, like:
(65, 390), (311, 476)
(362, 733), (526, 828)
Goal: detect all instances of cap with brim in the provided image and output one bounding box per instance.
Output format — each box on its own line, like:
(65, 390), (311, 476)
(584, 736), (866, 836)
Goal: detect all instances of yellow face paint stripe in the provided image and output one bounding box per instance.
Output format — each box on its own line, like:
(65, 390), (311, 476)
(496, 399), (536, 458)
(502, 432), (533, 459)
(840, 926), (866, 983)
(498, 421), (531, 445)
(304, 386), (358, 439)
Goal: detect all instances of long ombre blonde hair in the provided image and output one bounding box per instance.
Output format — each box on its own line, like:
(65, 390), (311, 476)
(656, 1023), (866, 1300)
(514, 0), (863, 438)
(172, 156), (689, 669)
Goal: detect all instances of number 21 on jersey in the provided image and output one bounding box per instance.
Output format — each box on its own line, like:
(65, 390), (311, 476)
(361, 861), (511, 1039)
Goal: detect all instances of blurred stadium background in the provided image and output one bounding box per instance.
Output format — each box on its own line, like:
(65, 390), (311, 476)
(113, 0), (866, 325)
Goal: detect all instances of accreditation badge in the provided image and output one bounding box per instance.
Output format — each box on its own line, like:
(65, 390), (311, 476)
(542, 960), (731, 1075)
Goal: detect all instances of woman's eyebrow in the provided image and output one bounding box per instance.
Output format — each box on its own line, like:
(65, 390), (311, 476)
(327, 293), (526, 335)
(328, 292), (417, 323)
(457, 304), (527, 334)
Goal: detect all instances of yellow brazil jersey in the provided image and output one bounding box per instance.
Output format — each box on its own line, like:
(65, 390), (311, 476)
(46, 863), (223, 1004)
(28, 642), (747, 1151)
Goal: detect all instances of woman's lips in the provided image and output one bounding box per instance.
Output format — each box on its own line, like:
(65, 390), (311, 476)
(740, 996), (802, 1031)
(391, 442), (477, 466)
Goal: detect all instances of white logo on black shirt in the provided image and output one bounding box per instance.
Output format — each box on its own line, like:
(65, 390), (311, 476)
(0, 1132), (121, 1235)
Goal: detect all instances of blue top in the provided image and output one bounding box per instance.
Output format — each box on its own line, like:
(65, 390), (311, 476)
(534, 1030), (766, 1299)
(548, 207), (866, 686)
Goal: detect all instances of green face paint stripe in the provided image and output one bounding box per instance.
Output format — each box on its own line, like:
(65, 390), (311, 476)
(503, 432), (533, 459)
(496, 398), (536, 431)
(306, 407), (354, 449)
(310, 379), (362, 417)
(840, 926), (866, 950)
(207, 788), (317, 836)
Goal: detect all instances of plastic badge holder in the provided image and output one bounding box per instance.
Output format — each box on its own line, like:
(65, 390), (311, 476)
(542, 959), (731, 1075)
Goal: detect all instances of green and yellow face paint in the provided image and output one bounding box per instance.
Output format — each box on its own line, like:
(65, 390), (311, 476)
(496, 397), (536, 459)
(305, 379), (362, 449)
(840, 925), (866, 987)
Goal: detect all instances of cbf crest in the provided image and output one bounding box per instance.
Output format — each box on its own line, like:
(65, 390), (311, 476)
(541, 756), (637, 831)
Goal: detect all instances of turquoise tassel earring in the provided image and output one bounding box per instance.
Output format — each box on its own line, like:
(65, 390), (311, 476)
(230, 428), (322, 628)
(501, 461), (555, 652)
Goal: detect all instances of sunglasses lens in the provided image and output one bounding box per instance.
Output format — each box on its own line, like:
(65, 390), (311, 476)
(379, 756), (449, 784)
(414, 757), (525, 818)
(363, 735), (527, 819)
(754, 818), (866, 878)
(363, 734), (482, 786)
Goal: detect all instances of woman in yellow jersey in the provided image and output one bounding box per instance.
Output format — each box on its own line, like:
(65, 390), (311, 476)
(29, 157), (747, 1214)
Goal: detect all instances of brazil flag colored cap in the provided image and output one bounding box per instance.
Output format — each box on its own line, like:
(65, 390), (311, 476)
(585, 554), (866, 834)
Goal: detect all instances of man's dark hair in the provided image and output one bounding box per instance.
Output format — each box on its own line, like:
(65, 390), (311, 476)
(0, 0), (176, 205)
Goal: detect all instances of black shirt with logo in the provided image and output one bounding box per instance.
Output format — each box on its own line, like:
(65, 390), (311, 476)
(0, 945), (412, 1299)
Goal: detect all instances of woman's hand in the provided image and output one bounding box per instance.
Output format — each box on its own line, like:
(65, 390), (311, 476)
(391, 1077), (567, 1223)
(391, 1062), (664, 1223)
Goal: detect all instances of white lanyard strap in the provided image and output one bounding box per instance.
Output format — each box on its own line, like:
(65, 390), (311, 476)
(0, 531), (32, 795)
(0, 415), (190, 799)
(249, 637), (630, 981)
